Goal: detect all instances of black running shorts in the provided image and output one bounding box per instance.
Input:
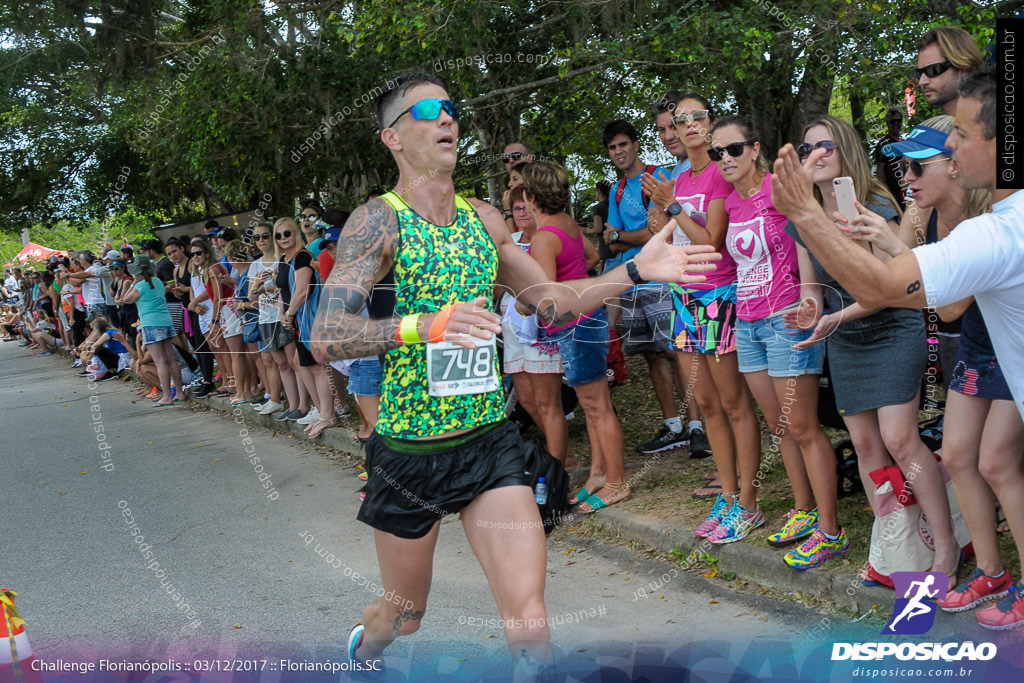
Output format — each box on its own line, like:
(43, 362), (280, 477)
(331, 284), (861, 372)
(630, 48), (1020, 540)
(357, 420), (531, 539)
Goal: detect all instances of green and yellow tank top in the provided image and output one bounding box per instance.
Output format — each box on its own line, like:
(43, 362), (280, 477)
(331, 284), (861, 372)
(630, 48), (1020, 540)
(375, 191), (505, 438)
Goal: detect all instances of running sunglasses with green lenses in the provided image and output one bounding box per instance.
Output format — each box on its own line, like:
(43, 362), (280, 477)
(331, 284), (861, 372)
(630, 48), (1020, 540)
(386, 98), (460, 129)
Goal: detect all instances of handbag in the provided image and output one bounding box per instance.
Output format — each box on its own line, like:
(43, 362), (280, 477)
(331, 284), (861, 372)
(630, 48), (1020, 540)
(864, 452), (972, 587)
(520, 437), (570, 534)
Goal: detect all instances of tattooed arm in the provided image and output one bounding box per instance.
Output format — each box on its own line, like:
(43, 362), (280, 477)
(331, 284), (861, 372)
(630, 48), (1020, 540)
(469, 198), (719, 329)
(310, 199), (401, 362)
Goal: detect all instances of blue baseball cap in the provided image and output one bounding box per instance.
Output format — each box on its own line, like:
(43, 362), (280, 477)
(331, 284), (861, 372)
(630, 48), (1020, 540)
(322, 227), (342, 242)
(881, 125), (953, 159)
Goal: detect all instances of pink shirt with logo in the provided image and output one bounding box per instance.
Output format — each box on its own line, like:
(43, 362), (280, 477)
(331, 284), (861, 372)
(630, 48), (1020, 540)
(724, 173), (801, 321)
(672, 164), (738, 289)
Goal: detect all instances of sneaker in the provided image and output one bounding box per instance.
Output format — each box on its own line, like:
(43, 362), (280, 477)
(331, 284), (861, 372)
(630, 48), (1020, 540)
(708, 502), (765, 544)
(783, 528), (850, 569)
(184, 376), (204, 390)
(71, 359), (82, 368)
(192, 384), (215, 398)
(940, 568), (1014, 613)
(695, 493), (731, 539)
(688, 427), (712, 459)
(277, 409), (306, 422)
(296, 407), (320, 425)
(258, 400), (284, 415)
(347, 623), (384, 679)
(636, 426), (688, 454)
(977, 583), (1024, 630)
(146, 387), (161, 399)
(77, 369), (91, 376)
(767, 508), (819, 546)
(336, 404), (353, 419)
(251, 396), (269, 407)
(36, 350), (53, 356)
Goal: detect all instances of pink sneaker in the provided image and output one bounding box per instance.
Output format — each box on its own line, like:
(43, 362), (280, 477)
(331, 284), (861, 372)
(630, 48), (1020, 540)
(695, 494), (731, 538)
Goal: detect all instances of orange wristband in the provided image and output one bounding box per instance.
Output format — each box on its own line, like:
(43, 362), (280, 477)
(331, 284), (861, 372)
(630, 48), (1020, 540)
(428, 304), (456, 343)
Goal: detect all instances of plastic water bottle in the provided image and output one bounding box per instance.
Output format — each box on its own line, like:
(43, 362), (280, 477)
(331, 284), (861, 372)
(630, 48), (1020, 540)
(534, 477), (548, 505)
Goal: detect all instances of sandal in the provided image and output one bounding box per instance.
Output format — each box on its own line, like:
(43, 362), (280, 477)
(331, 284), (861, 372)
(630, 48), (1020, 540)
(579, 482), (631, 514)
(997, 505), (1010, 534)
(692, 480), (722, 499)
(570, 479), (605, 506)
(307, 418), (337, 439)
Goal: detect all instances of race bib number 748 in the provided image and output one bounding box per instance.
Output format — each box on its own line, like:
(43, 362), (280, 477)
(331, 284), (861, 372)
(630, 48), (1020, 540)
(426, 337), (499, 397)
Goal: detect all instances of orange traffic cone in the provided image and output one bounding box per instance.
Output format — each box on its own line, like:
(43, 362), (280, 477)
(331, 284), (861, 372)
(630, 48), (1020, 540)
(1, 590), (41, 683)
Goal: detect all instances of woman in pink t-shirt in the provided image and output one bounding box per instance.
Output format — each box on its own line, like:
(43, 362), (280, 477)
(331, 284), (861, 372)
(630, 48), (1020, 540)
(648, 93), (763, 546)
(711, 116), (848, 570)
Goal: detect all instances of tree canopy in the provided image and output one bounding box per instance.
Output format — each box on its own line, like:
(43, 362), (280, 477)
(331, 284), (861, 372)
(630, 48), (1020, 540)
(0, 0), (1005, 234)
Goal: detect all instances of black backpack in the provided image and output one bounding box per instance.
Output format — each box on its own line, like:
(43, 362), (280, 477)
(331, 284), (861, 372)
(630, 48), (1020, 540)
(521, 438), (570, 534)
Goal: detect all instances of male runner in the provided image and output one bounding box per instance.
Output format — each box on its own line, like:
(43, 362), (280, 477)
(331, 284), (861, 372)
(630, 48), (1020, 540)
(310, 71), (718, 678)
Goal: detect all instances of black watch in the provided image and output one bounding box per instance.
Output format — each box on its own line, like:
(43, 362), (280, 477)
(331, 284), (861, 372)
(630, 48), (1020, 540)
(502, 209), (513, 220)
(665, 202), (683, 219)
(625, 258), (647, 285)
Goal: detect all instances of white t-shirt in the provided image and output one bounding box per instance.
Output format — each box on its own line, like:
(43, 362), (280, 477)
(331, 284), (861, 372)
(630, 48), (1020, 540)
(4, 275), (18, 292)
(915, 189), (1024, 419)
(248, 258), (281, 324)
(82, 265), (105, 306)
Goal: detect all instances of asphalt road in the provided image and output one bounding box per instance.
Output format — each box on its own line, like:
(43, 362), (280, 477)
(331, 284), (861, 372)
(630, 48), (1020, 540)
(0, 341), (962, 682)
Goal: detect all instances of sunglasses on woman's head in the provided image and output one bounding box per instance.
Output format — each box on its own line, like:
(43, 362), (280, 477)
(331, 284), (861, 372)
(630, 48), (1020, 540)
(254, 232), (271, 240)
(708, 140), (757, 161)
(386, 98), (460, 129)
(916, 61), (953, 80)
(672, 109), (709, 126)
(275, 230), (293, 240)
(796, 140), (837, 160)
(900, 156), (950, 177)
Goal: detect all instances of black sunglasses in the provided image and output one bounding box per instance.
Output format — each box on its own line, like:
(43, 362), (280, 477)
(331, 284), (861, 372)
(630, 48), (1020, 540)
(501, 152), (525, 162)
(900, 156), (950, 177)
(796, 140), (837, 160)
(254, 232), (272, 240)
(916, 61), (953, 80)
(275, 230), (293, 240)
(708, 140), (757, 161)
(190, 250), (204, 257)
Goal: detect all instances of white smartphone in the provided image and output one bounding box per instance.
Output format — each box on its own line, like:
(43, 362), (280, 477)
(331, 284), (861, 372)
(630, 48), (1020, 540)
(833, 176), (858, 223)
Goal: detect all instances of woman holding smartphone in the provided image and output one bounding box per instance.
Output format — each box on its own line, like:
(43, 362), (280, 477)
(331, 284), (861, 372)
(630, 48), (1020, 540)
(782, 116), (960, 586)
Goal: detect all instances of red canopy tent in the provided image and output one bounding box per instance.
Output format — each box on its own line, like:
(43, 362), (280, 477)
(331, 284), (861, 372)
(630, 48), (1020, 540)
(7, 242), (69, 266)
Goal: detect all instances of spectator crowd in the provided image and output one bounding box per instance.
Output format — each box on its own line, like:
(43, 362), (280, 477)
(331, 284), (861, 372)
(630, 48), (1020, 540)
(3, 23), (1022, 632)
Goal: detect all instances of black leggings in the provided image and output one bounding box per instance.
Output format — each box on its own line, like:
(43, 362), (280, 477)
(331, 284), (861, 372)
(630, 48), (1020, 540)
(187, 310), (215, 385)
(94, 345), (120, 373)
(71, 308), (88, 347)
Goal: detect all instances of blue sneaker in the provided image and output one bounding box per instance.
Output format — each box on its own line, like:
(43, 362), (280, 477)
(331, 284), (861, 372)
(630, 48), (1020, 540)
(347, 623), (384, 679)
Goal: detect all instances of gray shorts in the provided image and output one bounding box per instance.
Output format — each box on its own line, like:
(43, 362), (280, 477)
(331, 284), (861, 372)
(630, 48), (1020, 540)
(618, 284), (674, 355)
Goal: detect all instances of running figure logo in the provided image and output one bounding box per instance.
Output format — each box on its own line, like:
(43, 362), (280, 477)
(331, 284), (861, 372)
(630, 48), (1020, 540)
(882, 571), (948, 635)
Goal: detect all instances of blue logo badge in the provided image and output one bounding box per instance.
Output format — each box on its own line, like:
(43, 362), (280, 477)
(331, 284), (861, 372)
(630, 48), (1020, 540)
(882, 571), (947, 635)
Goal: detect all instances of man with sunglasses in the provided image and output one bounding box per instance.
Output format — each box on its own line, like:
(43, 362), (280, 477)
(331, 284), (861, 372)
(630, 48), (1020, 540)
(916, 26), (983, 116)
(775, 69), (1024, 629)
(502, 142), (533, 174)
(310, 71), (718, 679)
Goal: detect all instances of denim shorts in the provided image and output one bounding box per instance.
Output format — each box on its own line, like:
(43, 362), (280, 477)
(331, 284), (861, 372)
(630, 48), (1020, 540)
(140, 325), (175, 345)
(541, 307), (609, 387)
(348, 356), (383, 396)
(735, 314), (824, 377)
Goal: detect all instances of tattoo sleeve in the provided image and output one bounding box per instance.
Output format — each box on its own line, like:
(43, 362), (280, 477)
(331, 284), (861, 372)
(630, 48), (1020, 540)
(310, 199), (400, 362)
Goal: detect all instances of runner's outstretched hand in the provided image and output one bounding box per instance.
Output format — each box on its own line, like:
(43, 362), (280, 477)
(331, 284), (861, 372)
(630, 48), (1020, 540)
(633, 221), (720, 285)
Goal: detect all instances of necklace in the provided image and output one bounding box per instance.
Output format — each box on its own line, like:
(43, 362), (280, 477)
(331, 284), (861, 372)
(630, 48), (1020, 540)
(689, 159), (712, 183)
